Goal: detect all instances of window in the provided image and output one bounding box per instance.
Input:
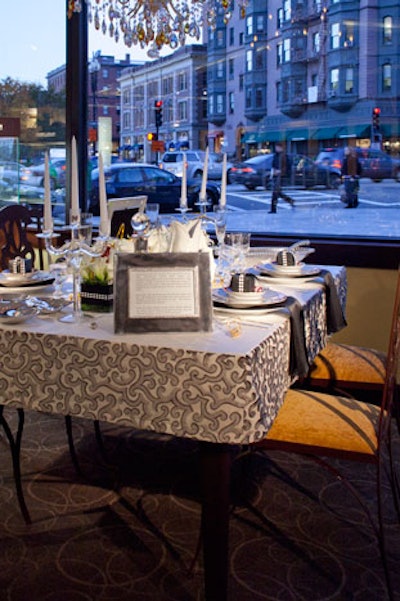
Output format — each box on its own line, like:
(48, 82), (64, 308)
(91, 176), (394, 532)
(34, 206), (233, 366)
(123, 89), (130, 105)
(276, 81), (282, 103)
(283, 0), (291, 22)
(246, 50), (253, 72)
(229, 91), (234, 114)
(216, 94), (224, 114)
(178, 101), (188, 121)
(382, 63), (392, 91)
(277, 8), (283, 29)
(255, 87), (263, 107)
(255, 50), (264, 70)
(239, 32), (244, 45)
(283, 38), (291, 63)
(256, 15), (264, 32)
(245, 87), (251, 108)
(216, 30), (224, 47)
(228, 58), (234, 80)
(383, 16), (393, 44)
(345, 68), (354, 93)
(246, 16), (253, 36)
(229, 27), (234, 46)
(217, 60), (224, 79)
(122, 111), (130, 130)
(330, 68), (339, 92)
(344, 21), (355, 47)
(239, 74), (244, 91)
(331, 23), (340, 49)
(177, 72), (187, 91)
(209, 95), (214, 115)
(312, 32), (320, 54)
(277, 42), (283, 66)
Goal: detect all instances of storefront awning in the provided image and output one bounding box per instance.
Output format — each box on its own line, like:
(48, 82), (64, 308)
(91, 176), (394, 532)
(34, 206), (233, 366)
(242, 131), (284, 143)
(381, 123), (400, 137)
(287, 128), (309, 141)
(310, 127), (340, 140)
(338, 125), (370, 138)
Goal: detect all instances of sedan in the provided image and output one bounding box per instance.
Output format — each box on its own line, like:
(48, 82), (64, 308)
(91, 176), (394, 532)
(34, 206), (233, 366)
(89, 162), (221, 215)
(229, 153), (341, 190)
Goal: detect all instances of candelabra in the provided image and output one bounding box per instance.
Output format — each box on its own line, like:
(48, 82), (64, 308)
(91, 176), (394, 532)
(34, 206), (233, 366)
(39, 221), (108, 323)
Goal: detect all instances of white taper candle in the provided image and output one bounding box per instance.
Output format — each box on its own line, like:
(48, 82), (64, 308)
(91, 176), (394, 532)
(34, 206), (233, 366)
(199, 146), (209, 202)
(43, 152), (53, 231)
(70, 136), (80, 223)
(180, 152), (188, 209)
(98, 153), (109, 236)
(220, 153), (227, 209)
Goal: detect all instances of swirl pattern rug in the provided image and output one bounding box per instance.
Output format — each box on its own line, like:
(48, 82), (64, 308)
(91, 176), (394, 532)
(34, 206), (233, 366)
(0, 409), (399, 601)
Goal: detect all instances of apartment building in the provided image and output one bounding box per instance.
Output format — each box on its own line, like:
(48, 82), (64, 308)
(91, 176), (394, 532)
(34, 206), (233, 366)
(119, 45), (208, 163)
(207, 0), (400, 158)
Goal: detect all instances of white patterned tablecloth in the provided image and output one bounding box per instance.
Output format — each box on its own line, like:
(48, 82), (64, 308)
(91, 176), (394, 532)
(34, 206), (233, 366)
(0, 265), (346, 445)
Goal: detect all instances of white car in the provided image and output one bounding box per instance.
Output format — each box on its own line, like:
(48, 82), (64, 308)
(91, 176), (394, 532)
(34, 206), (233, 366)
(160, 150), (232, 181)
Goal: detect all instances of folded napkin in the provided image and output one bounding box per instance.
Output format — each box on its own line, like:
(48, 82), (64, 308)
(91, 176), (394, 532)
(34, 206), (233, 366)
(285, 296), (309, 378)
(169, 219), (210, 253)
(312, 269), (347, 334)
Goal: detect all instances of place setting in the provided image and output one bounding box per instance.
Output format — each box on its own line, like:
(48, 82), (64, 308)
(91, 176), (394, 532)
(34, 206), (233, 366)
(212, 273), (287, 315)
(254, 241), (320, 283)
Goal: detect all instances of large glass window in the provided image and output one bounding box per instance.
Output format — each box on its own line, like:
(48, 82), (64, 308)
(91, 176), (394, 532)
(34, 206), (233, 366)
(331, 23), (341, 49)
(382, 63), (392, 91)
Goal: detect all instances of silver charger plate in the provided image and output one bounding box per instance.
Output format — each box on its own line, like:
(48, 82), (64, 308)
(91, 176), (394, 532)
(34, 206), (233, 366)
(0, 271), (55, 288)
(213, 288), (287, 309)
(0, 302), (37, 324)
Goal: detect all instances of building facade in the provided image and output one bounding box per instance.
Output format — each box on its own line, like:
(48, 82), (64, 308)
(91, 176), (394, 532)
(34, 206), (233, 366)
(47, 52), (139, 152)
(119, 45), (208, 163)
(206, 0), (400, 159)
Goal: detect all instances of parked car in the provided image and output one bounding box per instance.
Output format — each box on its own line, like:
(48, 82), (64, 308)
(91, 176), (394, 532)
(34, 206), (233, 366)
(160, 150), (232, 181)
(315, 147), (400, 182)
(22, 161), (60, 189)
(229, 153), (341, 190)
(89, 162), (220, 214)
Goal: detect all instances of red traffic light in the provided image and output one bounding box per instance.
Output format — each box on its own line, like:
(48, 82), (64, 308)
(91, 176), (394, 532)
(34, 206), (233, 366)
(154, 100), (163, 108)
(372, 107), (381, 115)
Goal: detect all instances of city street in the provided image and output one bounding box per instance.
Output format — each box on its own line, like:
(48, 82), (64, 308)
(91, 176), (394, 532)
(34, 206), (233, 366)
(226, 178), (400, 212)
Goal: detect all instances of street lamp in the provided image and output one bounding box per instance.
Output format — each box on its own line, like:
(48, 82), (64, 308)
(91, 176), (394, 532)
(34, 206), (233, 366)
(89, 55), (100, 156)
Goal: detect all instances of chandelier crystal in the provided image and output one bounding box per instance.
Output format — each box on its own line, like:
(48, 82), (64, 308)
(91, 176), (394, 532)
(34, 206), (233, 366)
(68, 0), (247, 51)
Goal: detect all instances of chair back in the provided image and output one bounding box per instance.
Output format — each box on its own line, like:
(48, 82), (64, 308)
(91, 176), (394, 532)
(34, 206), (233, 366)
(108, 196), (147, 238)
(379, 266), (400, 440)
(0, 204), (35, 270)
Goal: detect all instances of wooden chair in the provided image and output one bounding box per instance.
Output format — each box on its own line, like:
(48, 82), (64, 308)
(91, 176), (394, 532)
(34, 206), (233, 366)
(252, 267), (400, 600)
(0, 204), (36, 270)
(302, 272), (399, 403)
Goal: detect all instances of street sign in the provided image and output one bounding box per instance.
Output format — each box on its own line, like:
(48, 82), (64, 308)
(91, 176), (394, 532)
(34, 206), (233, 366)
(152, 140), (165, 152)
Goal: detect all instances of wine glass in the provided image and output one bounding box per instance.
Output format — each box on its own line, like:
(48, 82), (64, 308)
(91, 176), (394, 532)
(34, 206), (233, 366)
(49, 259), (68, 298)
(213, 207), (227, 248)
(146, 203), (160, 228)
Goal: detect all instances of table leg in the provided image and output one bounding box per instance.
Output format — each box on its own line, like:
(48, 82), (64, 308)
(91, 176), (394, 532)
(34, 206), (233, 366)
(199, 442), (232, 601)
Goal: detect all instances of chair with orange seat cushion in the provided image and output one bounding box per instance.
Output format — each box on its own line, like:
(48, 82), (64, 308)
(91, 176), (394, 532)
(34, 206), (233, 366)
(302, 271), (399, 403)
(252, 267), (400, 600)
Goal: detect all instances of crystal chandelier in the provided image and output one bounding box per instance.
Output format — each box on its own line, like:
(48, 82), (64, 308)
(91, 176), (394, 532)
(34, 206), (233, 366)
(68, 0), (247, 51)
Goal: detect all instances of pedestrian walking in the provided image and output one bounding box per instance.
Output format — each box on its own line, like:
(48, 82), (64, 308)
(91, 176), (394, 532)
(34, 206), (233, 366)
(269, 143), (295, 213)
(341, 147), (362, 208)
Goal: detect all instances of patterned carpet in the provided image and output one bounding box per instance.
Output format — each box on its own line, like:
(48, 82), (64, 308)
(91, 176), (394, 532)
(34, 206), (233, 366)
(0, 408), (399, 601)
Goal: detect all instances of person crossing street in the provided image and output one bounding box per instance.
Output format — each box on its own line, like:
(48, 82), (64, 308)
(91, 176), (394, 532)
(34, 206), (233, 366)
(268, 143), (295, 214)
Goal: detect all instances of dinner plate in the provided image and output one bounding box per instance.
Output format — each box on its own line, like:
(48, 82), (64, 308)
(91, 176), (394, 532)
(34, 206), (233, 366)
(0, 271), (55, 288)
(257, 264), (320, 279)
(213, 288), (287, 309)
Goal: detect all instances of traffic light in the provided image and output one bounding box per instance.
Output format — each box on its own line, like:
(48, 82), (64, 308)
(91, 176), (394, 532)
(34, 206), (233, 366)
(372, 107), (381, 130)
(147, 132), (158, 141)
(154, 100), (163, 127)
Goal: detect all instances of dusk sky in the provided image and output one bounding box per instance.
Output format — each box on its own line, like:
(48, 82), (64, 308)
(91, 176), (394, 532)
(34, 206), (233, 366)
(0, 1), (154, 86)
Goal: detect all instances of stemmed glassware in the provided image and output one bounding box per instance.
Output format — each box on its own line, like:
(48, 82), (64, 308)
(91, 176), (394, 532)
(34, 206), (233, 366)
(213, 207), (227, 249)
(146, 203), (160, 228)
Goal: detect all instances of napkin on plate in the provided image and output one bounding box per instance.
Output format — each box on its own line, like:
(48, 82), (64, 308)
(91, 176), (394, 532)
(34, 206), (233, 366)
(312, 269), (347, 334)
(169, 219), (210, 252)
